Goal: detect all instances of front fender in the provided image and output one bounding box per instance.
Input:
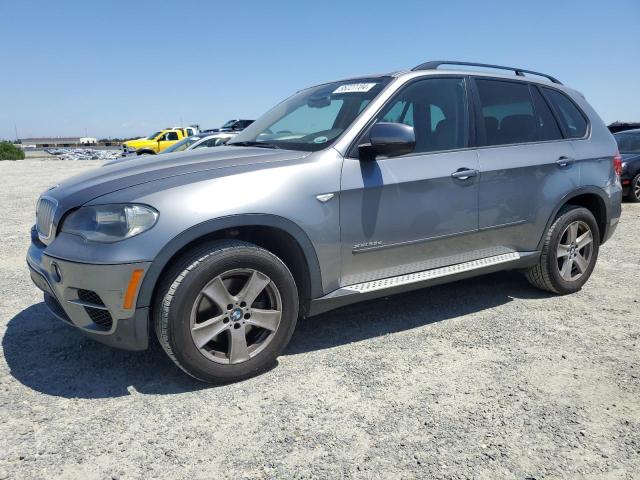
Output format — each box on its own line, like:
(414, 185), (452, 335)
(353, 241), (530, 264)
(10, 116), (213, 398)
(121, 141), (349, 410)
(135, 214), (324, 309)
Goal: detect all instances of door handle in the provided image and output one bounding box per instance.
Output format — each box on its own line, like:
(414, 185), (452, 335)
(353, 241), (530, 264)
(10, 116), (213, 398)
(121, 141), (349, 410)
(451, 168), (479, 180)
(556, 156), (575, 168)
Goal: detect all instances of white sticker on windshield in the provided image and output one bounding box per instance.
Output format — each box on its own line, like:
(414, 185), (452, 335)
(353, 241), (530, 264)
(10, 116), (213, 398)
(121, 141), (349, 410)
(313, 136), (328, 144)
(332, 83), (377, 94)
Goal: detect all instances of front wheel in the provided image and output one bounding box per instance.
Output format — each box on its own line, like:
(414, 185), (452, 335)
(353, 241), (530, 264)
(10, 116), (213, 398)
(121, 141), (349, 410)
(154, 240), (299, 383)
(525, 206), (600, 294)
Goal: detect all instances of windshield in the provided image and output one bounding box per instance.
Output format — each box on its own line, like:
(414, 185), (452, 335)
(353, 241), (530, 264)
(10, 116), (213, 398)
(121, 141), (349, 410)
(614, 132), (640, 154)
(161, 136), (202, 153)
(221, 120), (237, 128)
(228, 77), (392, 152)
(145, 131), (163, 140)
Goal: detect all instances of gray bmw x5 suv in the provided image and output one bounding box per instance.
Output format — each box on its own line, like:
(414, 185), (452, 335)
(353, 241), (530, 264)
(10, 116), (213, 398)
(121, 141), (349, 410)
(28, 61), (622, 382)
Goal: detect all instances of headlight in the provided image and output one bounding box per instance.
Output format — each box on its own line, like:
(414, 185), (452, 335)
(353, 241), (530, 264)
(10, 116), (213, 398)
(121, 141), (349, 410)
(61, 204), (158, 242)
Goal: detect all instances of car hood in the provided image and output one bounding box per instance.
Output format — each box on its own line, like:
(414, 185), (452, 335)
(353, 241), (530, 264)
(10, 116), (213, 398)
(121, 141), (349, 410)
(43, 146), (310, 217)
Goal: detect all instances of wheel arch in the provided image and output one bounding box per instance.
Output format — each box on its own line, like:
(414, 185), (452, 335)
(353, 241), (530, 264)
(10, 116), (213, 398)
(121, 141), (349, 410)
(136, 149), (156, 155)
(136, 214), (323, 316)
(538, 186), (610, 250)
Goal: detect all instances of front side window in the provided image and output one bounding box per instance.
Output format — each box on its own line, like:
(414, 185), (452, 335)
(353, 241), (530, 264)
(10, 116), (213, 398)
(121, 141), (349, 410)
(475, 79), (538, 146)
(542, 88), (588, 138)
(375, 77), (468, 153)
(228, 78), (392, 152)
(381, 100), (414, 126)
(165, 132), (179, 141)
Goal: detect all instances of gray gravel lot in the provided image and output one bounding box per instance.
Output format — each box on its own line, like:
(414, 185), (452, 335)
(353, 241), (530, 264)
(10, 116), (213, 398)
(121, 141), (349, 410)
(1, 159), (639, 479)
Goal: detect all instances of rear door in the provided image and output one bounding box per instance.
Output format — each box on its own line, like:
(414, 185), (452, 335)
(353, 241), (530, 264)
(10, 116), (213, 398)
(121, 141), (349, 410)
(340, 77), (481, 286)
(471, 78), (578, 253)
(540, 87), (598, 186)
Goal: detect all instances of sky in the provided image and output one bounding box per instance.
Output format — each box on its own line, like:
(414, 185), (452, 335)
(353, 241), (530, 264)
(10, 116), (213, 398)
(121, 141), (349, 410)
(0, 0), (638, 140)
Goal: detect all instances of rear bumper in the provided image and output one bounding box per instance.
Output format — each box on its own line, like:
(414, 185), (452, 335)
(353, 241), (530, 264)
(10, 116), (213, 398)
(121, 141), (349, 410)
(599, 182), (622, 245)
(27, 234), (151, 350)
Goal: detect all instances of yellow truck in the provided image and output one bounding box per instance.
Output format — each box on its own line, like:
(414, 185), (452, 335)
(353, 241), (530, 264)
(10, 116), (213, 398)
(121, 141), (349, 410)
(122, 127), (198, 155)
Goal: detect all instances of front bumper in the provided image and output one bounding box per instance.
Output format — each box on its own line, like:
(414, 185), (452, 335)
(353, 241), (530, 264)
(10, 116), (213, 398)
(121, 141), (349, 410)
(27, 232), (151, 350)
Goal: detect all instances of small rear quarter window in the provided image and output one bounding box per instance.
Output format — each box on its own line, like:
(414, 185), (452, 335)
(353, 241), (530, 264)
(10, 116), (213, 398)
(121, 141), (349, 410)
(542, 88), (588, 138)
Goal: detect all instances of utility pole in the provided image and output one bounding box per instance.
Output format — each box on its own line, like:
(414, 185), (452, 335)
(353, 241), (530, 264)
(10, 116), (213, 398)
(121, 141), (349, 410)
(14, 122), (19, 143)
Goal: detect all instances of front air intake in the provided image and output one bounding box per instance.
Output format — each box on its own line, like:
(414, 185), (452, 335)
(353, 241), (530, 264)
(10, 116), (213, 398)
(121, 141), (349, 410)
(77, 289), (113, 330)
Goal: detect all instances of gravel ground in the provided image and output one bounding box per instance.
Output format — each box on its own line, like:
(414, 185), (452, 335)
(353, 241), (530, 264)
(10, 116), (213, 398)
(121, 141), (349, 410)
(1, 159), (639, 479)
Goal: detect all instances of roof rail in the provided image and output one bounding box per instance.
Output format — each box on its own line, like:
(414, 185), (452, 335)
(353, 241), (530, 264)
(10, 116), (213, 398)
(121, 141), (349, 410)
(411, 60), (562, 85)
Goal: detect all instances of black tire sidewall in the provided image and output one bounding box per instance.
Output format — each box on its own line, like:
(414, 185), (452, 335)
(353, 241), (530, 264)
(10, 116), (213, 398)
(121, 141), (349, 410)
(546, 207), (600, 294)
(629, 173), (640, 202)
(167, 246), (298, 382)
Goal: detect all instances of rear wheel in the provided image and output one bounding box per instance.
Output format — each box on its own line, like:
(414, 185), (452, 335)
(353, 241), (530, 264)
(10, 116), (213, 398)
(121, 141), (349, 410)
(628, 173), (640, 203)
(525, 206), (600, 294)
(154, 240), (299, 383)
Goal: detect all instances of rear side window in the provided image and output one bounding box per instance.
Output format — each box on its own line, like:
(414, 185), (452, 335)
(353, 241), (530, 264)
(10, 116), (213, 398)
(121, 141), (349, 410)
(475, 79), (537, 146)
(531, 87), (562, 141)
(165, 132), (179, 141)
(542, 88), (588, 138)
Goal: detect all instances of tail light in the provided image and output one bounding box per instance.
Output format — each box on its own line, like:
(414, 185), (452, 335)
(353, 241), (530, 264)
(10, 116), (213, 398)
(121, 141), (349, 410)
(613, 151), (622, 177)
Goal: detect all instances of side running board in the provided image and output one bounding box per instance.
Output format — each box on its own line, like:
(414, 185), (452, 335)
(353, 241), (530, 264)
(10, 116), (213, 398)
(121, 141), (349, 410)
(308, 252), (533, 316)
(344, 253), (521, 294)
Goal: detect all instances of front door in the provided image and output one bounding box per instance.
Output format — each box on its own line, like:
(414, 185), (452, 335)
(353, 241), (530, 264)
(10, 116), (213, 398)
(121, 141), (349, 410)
(340, 77), (482, 286)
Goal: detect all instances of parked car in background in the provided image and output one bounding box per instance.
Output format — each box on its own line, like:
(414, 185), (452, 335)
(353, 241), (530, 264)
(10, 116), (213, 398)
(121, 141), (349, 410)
(105, 133), (237, 166)
(608, 122), (640, 134)
(161, 132), (237, 153)
(122, 127), (199, 155)
(204, 119), (254, 133)
(28, 61), (621, 383)
(614, 128), (640, 202)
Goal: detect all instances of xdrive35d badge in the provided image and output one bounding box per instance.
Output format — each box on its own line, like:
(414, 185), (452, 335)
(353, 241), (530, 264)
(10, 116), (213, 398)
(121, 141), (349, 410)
(27, 60), (622, 383)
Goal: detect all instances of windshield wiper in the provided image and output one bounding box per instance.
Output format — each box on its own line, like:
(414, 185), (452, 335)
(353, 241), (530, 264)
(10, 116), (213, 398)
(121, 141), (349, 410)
(228, 141), (280, 149)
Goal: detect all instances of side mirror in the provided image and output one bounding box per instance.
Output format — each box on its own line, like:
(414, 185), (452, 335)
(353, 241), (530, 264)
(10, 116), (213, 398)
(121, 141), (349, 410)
(359, 122), (415, 160)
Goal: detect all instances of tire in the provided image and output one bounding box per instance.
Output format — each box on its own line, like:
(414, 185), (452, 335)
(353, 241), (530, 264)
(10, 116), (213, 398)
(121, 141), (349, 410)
(628, 173), (640, 203)
(153, 240), (299, 383)
(525, 205), (600, 294)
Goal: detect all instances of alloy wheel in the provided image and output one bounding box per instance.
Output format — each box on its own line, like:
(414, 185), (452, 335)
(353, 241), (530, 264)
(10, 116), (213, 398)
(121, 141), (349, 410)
(190, 268), (282, 364)
(556, 220), (594, 282)
(634, 175), (640, 201)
